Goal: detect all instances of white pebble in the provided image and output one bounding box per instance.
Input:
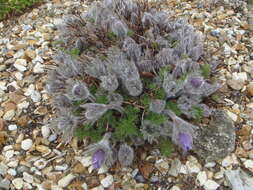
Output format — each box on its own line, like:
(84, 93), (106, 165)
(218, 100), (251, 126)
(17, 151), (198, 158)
(101, 175), (113, 188)
(214, 171), (224, 179)
(204, 180), (219, 190)
(81, 183), (88, 190)
(51, 185), (64, 190)
(14, 72), (23, 80)
(7, 168), (17, 176)
(197, 171), (207, 186)
(14, 59), (27, 72)
(33, 158), (47, 170)
(12, 178), (24, 190)
(58, 173), (76, 188)
(21, 139), (33, 150)
(186, 160), (201, 174)
(4, 150), (14, 159)
(17, 101), (29, 110)
(244, 160), (253, 169)
(8, 124), (17, 131)
(23, 172), (34, 183)
(55, 164), (68, 171)
(226, 111), (237, 122)
(170, 185), (181, 190)
(33, 62), (44, 73)
(78, 156), (92, 167)
(48, 134), (57, 142)
(31, 90), (41, 102)
(41, 125), (51, 139)
(222, 155), (233, 167)
(204, 162), (216, 168)
(7, 160), (18, 167)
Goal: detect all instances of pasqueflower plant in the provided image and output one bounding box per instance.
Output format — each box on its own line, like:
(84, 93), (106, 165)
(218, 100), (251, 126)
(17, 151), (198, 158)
(46, 0), (220, 169)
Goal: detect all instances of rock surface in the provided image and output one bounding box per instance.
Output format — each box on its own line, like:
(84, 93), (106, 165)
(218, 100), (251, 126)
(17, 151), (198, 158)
(193, 110), (235, 162)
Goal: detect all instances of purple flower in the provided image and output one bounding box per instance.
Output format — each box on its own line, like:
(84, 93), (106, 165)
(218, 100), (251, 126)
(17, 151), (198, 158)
(92, 149), (105, 169)
(190, 77), (203, 88)
(178, 132), (193, 152)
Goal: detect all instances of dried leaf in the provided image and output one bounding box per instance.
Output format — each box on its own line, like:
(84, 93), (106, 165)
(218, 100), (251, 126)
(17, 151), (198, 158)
(139, 160), (154, 179)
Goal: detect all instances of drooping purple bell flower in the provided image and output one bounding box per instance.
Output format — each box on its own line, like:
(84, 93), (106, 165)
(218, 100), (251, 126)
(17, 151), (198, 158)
(190, 77), (203, 88)
(92, 149), (105, 169)
(178, 132), (193, 152)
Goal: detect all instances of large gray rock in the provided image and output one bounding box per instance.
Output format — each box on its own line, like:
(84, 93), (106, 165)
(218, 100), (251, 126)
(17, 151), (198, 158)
(193, 110), (235, 162)
(225, 169), (253, 190)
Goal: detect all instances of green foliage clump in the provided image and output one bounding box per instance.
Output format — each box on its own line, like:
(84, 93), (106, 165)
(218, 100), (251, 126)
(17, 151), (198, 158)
(0, 0), (43, 20)
(200, 63), (211, 79)
(114, 106), (140, 141)
(75, 123), (104, 142)
(191, 106), (204, 122)
(166, 101), (182, 116)
(159, 138), (174, 156)
(145, 111), (167, 125)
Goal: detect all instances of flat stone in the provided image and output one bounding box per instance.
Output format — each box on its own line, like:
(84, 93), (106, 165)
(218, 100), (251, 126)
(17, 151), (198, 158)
(0, 81), (7, 91)
(227, 79), (245, 90)
(25, 50), (36, 59)
(3, 110), (15, 121)
(4, 150), (14, 160)
(55, 164), (68, 171)
(33, 158), (47, 170)
(23, 172), (33, 183)
(168, 158), (181, 177)
(7, 168), (17, 176)
(203, 180), (219, 190)
(14, 59), (27, 72)
(222, 155), (234, 167)
(224, 169), (253, 190)
(101, 175), (113, 188)
(8, 124), (17, 131)
(247, 83), (253, 96)
(194, 110), (235, 162)
(12, 178), (24, 190)
(0, 179), (10, 189)
(33, 62), (44, 73)
(0, 65), (6, 72)
(214, 171), (224, 179)
(14, 72), (23, 80)
(226, 111), (238, 122)
(21, 139), (33, 150)
(243, 160), (253, 169)
(0, 163), (8, 175)
(7, 160), (18, 167)
(35, 145), (51, 154)
(41, 125), (51, 139)
(77, 156), (92, 167)
(197, 171), (207, 186)
(170, 186), (181, 190)
(31, 90), (41, 102)
(155, 159), (169, 173)
(185, 161), (201, 173)
(232, 72), (247, 81)
(204, 162), (216, 168)
(58, 173), (76, 188)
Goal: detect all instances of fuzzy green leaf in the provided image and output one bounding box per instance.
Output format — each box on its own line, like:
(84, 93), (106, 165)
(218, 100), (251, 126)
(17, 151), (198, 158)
(96, 95), (109, 104)
(114, 106), (140, 141)
(145, 111), (167, 125)
(75, 123), (104, 142)
(200, 63), (211, 79)
(159, 138), (174, 156)
(166, 101), (182, 116)
(191, 106), (204, 122)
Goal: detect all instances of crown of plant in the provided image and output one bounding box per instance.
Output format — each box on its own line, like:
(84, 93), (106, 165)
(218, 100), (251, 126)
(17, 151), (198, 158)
(47, 0), (221, 169)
